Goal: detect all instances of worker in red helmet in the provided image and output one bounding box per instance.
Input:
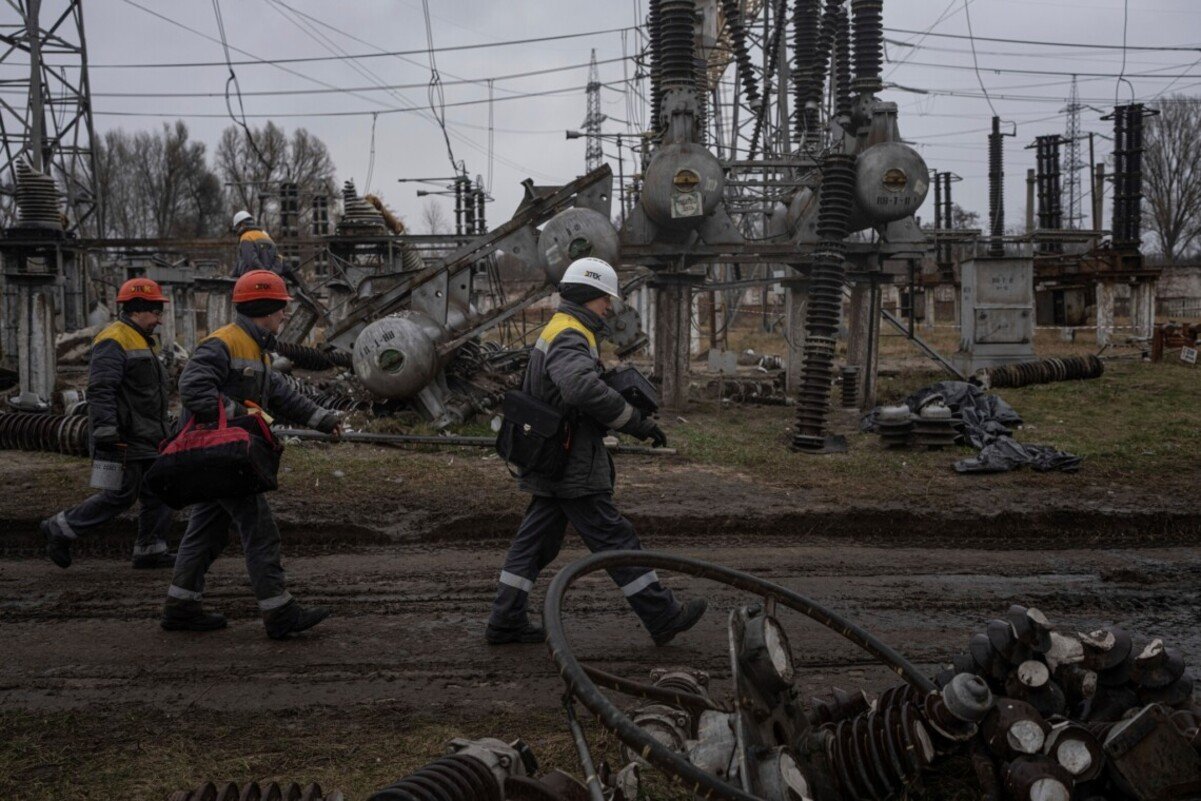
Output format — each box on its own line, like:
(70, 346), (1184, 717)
(42, 277), (176, 570)
(161, 269), (343, 639)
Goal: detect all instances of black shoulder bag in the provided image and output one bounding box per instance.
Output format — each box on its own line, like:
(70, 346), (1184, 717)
(495, 389), (575, 480)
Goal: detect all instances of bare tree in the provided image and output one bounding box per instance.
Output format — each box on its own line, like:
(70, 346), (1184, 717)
(421, 198), (451, 234)
(92, 122), (223, 239)
(214, 123), (336, 233)
(1143, 96), (1201, 262)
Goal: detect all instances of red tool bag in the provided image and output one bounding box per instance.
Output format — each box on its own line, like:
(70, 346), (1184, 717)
(145, 397), (283, 510)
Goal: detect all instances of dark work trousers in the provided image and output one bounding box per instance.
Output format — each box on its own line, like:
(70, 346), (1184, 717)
(488, 493), (680, 635)
(49, 458), (172, 558)
(165, 494), (293, 621)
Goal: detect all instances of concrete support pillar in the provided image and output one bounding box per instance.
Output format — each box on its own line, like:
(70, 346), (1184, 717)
(1, 272), (17, 372)
(60, 252), (87, 333)
(690, 290), (703, 358)
(845, 278), (882, 410)
(1131, 280), (1157, 340)
(783, 276), (808, 395)
(651, 273), (700, 410)
(10, 275), (58, 410)
(923, 287), (936, 331)
(197, 277), (236, 335)
(158, 286), (178, 349)
(177, 287), (198, 352)
(1096, 280), (1117, 347)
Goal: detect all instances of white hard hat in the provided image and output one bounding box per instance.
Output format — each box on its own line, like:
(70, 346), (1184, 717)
(232, 210), (254, 228)
(560, 257), (620, 298)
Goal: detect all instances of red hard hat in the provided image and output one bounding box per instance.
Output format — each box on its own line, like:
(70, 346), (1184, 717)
(233, 270), (292, 303)
(116, 277), (168, 303)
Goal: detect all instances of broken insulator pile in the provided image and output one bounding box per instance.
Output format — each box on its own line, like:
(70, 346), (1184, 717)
(839, 365), (860, 410)
(0, 412), (88, 456)
(984, 355), (1104, 389)
(875, 405), (913, 448)
(167, 781), (343, 801)
(14, 160), (63, 231)
(934, 604), (1201, 798)
(337, 180), (386, 235)
(792, 152), (856, 452)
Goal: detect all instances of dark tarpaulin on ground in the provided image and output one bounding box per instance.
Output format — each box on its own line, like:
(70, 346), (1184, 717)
(860, 380), (1082, 474)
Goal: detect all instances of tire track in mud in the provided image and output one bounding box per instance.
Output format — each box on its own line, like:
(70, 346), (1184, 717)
(2, 539), (1198, 714)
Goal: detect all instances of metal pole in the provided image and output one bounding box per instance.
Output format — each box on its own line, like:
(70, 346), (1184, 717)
(26, 0), (46, 171)
(616, 133), (626, 224)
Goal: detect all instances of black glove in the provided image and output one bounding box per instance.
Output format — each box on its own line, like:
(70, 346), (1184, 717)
(626, 414), (668, 448)
(92, 425), (120, 447)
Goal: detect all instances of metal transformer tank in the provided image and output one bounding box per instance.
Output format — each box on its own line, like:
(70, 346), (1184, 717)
(537, 207), (621, 284)
(351, 302), (470, 400)
(641, 143), (726, 229)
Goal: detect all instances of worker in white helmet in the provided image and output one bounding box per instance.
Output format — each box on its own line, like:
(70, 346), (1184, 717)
(485, 257), (707, 646)
(231, 210), (299, 285)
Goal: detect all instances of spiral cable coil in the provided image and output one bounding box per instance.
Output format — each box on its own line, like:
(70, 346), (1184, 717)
(368, 754), (501, 801)
(793, 153), (856, 451)
(850, 0), (884, 95)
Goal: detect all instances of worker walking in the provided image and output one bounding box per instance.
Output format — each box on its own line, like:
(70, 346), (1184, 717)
(42, 278), (176, 570)
(231, 210), (299, 285)
(161, 270), (342, 638)
(486, 258), (706, 646)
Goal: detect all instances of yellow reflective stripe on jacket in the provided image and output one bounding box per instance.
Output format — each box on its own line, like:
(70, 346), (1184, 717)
(239, 229), (275, 245)
(93, 320), (157, 355)
(537, 312), (598, 355)
(203, 323), (268, 367)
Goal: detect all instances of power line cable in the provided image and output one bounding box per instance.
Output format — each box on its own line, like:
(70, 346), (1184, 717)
(883, 26), (1201, 52)
(211, 0), (271, 174)
(1115, 0), (1134, 102)
(963, 0), (996, 116)
(365, 111), (378, 193)
(83, 24), (641, 69)
(421, 0), (460, 176)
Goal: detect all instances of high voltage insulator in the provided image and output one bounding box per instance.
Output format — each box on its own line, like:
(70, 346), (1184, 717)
(648, 0), (664, 135)
(721, 0), (760, 106)
(792, 0), (821, 144)
(826, 702), (935, 800)
(988, 116), (1006, 257)
(337, 179), (386, 234)
(792, 152), (856, 452)
(832, 6), (854, 118)
(658, 0), (698, 91)
(274, 341), (353, 372)
(14, 160), (63, 231)
(983, 355), (1104, 388)
(695, 57), (709, 145)
(850, 0), (884, 95)
(0, 413), (89, 456)
(1108, 104), (1157, 251)
(368, 754), (501, 801)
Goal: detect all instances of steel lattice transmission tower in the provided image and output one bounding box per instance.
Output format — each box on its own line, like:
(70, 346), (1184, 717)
(0, 0), (100, 233)
(1062, 74), (1084, 230)
(582, 48), (606, 172)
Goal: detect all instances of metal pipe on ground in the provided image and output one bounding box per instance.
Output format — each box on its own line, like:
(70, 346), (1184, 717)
(272, 428), (676, 456)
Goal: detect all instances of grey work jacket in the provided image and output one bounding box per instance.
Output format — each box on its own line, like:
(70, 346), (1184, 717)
(178, 315), (325, 429)
(517, 301), (639, 499)
(87, 316), (171, 460)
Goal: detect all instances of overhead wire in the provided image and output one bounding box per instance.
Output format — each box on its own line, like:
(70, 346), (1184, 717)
(421, 0), (461, 176)
(365, 111), (378, 193)
(210, 0), (272, 174)
(1115, 0), (1134, 102)
(961, 0), (997, 117)
(883, 26), (1201, 53)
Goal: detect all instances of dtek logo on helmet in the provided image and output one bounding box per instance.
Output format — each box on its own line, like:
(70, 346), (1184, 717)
(254, 281), (272, 292)
(130, 285), (149, 294)
(585, 270), (602, 280)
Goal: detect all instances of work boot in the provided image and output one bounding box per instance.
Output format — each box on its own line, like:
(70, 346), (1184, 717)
(265, 602), (330, 640)
(132, 550), (177, 570)
(161, 602), (227, 632)
(652, 598), (708, 646)
(485, 621), (546, 645)
(42, 518), (72, 569)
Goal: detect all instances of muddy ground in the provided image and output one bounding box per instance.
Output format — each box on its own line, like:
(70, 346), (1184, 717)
(2, 362), (1200, 798)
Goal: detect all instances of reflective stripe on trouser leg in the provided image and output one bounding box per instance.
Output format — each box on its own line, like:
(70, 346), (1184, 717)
(167, 584), (202, 601)
(58, 463), (141, 539)
(228, 494), (289, 614)
(166, 500), (232, 602)
(560, 494), (679, 634)
(488, 496), (569, 630)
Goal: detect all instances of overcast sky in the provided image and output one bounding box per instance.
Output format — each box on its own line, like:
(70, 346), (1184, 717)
(14, 0), (1201, 233)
